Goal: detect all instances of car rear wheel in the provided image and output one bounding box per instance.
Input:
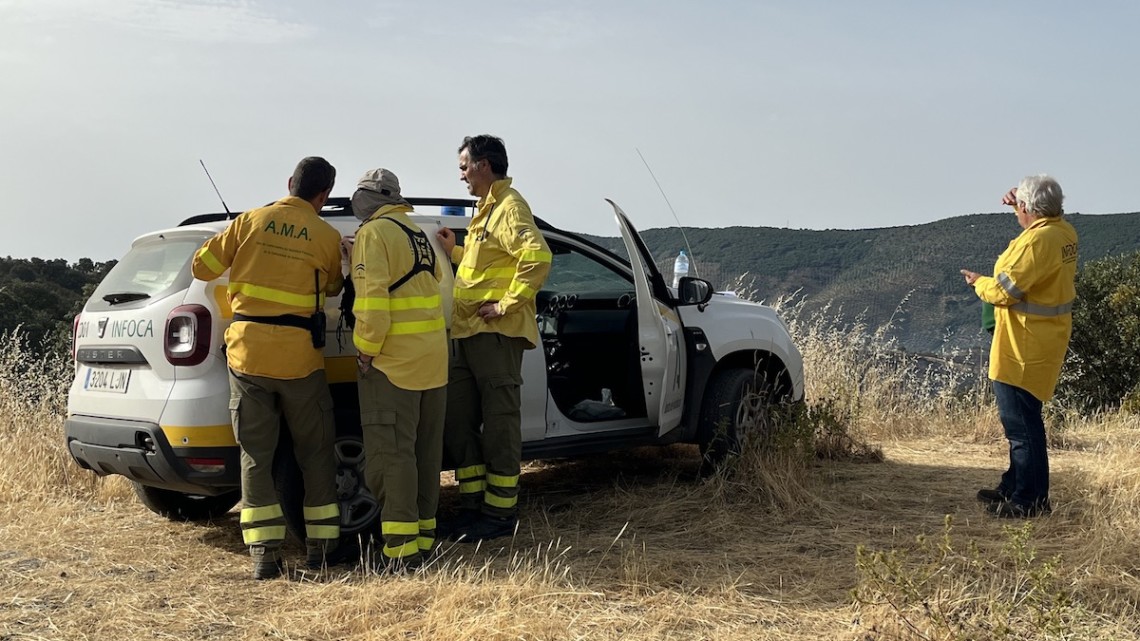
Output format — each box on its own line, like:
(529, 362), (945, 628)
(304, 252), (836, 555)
(132, 482), (241, 521)
(697, 367), (773, 473)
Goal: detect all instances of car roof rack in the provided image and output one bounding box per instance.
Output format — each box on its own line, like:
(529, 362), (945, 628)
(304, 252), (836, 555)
(179, 195), (560, 234)
(179, 196), (478, 226)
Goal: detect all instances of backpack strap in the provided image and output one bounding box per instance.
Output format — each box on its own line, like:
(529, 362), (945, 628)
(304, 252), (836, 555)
(378, 217), (438, 293)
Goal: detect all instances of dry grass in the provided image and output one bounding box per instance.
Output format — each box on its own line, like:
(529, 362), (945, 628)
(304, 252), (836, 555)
(2, 301), (1139, 640)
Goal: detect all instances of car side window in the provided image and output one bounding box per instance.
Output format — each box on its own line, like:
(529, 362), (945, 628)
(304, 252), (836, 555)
(543, 241), (631, 293)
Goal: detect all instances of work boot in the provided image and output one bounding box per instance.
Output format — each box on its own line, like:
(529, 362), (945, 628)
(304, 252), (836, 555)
(986, 498), (1051, 519)
(438, 509), (480, 540)
(306, 538), (357, 570)
(371, 552), (423, 575)
(251, 546), (283, 580)
(456, 514), (518, 543)
(975, 488), (1008, 506)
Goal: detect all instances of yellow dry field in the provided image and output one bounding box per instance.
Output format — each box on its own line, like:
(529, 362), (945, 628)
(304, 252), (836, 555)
(3, 318), (1139, 640)
(3, 414), (1139, 640)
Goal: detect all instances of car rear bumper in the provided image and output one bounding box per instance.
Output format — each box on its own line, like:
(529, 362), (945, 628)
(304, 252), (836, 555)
(65, 415), (239, 495)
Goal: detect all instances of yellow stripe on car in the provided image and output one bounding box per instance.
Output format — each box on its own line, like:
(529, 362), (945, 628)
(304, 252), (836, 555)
(212, 285), (233, 319)
(162, 424), (237, 448)
(325, 356), (357, 384)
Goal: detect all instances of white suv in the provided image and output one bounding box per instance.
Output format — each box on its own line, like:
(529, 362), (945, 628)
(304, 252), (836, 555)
(66, 197), (804, 538)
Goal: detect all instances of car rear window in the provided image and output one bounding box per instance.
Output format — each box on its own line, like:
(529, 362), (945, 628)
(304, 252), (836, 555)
(88, 236), (204, 310)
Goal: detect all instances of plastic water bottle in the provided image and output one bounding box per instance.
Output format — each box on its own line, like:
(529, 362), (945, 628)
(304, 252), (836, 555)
(672, 250), (689, 288)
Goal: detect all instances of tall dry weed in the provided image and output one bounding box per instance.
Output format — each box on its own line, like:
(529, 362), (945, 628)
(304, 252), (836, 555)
(726, 276), (1010, 443)
(4, 285), (1138, 640)
(722, 279), (1140, 636)
(0, 329), (127, 502)
(850, 516), (1124, 640)
(778, 292), (990, 439)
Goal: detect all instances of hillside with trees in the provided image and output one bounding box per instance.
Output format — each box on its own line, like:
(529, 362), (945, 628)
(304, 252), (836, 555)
(0, 257), (116, 350)
(4, 211), (1140, 358)
(588, 211), (1140, 354)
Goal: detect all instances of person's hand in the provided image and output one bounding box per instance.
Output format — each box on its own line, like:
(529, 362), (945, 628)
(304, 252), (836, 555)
(960, 269), (980, 286)
(1001, 187), (1018, 207)
(340, 235), (355, 260)
(436, 227), (456, 254)
(356, 353), (373, 375)
(477, 301), (503, 320)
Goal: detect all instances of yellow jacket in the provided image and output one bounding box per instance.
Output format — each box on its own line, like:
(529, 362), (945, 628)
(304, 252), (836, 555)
(192, 196), (344, 379)
(351, 205), (448, 391)
(450, 179), (551, 348)
(973, 216), (1078, 401)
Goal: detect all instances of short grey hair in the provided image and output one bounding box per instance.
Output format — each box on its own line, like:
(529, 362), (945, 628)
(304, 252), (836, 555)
(1015, 174), (1064, 218)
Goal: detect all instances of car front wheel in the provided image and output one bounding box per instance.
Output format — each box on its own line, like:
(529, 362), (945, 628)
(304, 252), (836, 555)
(697, 367), (773, 473)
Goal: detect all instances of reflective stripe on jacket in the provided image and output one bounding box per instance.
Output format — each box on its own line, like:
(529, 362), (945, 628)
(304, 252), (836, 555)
(351, 205), (448, 390)
(450, 178), (551, 348)
(191, 196), (344, 379)
(973, 216), (1078, 401)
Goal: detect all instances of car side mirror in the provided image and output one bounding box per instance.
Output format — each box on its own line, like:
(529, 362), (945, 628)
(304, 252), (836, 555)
(677, 277), (713, 308)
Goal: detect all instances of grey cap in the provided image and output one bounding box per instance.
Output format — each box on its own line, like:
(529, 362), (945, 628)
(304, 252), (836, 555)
(351, 168), (410, 220)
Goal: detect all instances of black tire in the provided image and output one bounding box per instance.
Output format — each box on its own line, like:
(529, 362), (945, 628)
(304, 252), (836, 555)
(273, 431), (380, 543)
(132, 482), (241, 521)
(697, 367), (773, 473)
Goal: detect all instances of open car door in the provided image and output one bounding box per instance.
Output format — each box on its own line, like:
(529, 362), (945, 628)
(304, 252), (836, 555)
(609, 200), (685, 436)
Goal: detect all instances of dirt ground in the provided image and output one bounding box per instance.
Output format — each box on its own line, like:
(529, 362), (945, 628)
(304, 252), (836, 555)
(1, 436), (1135, 640)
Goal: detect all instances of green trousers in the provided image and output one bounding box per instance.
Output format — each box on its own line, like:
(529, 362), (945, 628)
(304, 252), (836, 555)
(443, 333), (526, 519)
(358, 366), (446, 560)
(228, 368), (340, 559)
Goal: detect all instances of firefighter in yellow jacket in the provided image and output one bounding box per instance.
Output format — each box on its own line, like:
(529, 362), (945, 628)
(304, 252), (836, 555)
(191, 157), (344, 579)
(961, 174), (1078, 519)
(350, 168), (448, 570)
(436, 135), (551, 542)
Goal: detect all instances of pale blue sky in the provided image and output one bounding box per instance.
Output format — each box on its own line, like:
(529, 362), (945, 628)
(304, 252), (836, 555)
(2, 0), (1137, 260)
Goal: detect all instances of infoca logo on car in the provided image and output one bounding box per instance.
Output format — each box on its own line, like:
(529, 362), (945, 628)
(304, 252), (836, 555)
(76, 318), (155, 340)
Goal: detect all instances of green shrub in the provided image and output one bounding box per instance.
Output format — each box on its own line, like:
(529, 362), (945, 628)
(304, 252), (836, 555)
(852, 516), (1083, 640)
(1057, 251), (1140, 413)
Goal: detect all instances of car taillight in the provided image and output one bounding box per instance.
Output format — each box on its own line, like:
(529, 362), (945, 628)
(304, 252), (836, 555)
(165, 304), (212, 366)
(72, 314), (81, 361)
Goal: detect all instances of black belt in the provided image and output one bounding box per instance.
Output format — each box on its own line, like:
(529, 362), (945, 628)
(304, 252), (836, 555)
(233, 313), (312, 330)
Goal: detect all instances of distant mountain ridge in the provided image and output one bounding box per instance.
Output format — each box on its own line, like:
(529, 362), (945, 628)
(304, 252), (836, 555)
(585, 211), (1140, 353)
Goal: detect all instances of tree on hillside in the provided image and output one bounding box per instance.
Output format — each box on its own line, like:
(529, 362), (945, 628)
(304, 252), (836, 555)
(1056, 251), (1140, 413)
(0, 257), (116, 352)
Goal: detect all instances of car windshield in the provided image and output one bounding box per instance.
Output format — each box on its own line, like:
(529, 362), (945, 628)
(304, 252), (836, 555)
(90, 237), (203, 308)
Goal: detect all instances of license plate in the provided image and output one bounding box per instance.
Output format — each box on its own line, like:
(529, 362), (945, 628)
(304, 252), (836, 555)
(84, 367), (131, 394)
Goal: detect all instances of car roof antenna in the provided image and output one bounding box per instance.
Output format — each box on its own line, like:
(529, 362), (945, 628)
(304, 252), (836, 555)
(199, 159), (233, 218)
(636, 148), (697, 277)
